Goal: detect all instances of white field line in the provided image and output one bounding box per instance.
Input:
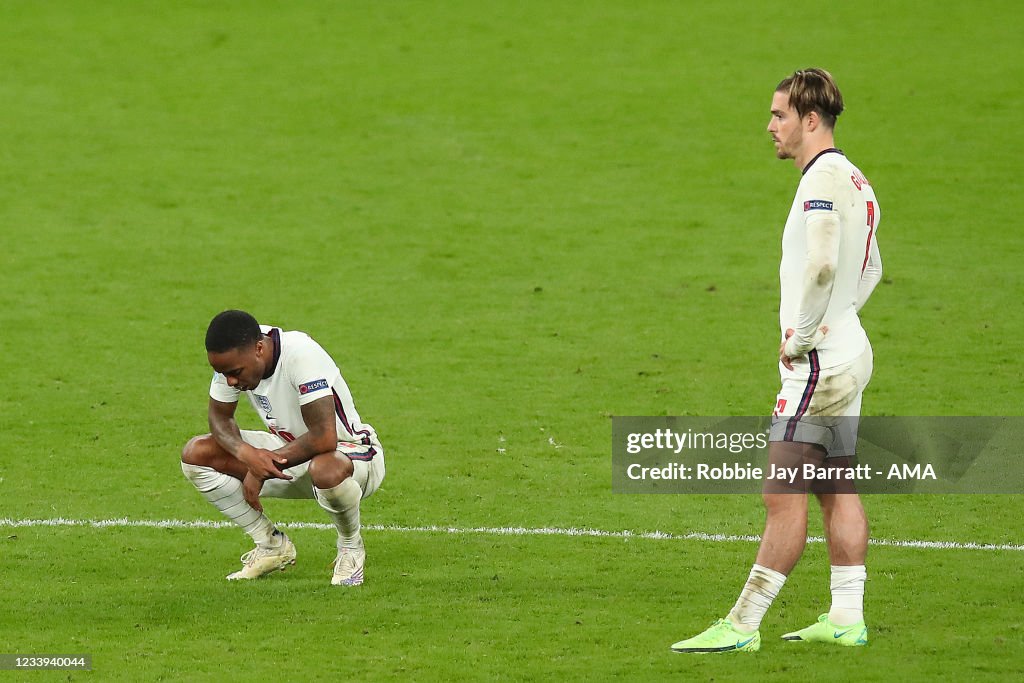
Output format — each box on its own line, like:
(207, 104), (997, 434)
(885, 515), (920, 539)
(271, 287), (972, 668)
(0, 517), (1021, 552)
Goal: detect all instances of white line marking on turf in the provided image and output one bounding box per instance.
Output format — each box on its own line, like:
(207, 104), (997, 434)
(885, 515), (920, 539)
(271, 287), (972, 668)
(1, 517), (1021, 552)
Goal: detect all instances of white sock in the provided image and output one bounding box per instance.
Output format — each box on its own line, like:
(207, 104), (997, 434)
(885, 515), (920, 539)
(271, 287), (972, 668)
(828, 564), (867, 625)
(314, 478), (363, 550)
(727, 564), (788, 633)
(181, 462), (279, 547)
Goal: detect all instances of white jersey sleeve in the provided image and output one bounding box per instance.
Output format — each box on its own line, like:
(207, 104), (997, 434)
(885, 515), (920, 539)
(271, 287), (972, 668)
(284, 337), (341, 407)
(210, 371), (240, 403)
(856, 236), (883, 311)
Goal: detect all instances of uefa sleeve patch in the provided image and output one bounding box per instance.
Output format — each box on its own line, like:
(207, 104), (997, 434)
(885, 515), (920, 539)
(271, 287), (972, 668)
(299, 378), (330, 395)
(803, 199), (834, 211)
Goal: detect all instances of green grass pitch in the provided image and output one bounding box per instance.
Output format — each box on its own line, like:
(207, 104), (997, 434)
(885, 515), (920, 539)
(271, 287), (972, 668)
(1, 1), (1022, 680)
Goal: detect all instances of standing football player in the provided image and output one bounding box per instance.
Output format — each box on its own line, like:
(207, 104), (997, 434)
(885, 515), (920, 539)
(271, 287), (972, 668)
(672, 68), (882, 652)
(181, 310), (386, 585)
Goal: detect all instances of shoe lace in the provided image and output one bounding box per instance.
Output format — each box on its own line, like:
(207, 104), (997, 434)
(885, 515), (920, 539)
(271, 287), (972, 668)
(332, 549), (358, 574)
(239, 544), (278, 567)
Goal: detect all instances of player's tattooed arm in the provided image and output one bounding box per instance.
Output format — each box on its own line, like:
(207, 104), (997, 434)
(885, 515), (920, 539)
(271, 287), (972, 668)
(273, 395), (340, 468)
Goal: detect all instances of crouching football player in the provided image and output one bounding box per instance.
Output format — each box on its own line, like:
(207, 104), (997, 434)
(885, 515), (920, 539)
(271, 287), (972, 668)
(181, 310), (385, 585)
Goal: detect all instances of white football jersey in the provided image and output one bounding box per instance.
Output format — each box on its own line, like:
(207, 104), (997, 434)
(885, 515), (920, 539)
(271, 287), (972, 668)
(780, 149), (880, 370)
(210, 326), (380, 455)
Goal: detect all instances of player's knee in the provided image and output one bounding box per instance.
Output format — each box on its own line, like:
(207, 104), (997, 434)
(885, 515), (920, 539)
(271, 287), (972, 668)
(308, 453), (352, 489)
(181, 434), (214, 466)
(761, 492), (804, 518)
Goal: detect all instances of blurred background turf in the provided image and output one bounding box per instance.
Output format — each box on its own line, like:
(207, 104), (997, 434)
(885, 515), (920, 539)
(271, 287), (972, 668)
(0, 3), (1021, 677)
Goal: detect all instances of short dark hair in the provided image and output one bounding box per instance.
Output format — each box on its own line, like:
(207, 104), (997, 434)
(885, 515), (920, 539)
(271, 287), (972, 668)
(776, 68), (844, 129)
(205, 310), (262, 353)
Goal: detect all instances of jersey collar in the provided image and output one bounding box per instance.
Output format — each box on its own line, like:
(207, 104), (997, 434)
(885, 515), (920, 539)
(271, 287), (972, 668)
(802, 147), (844, 175)
(262, 328), (282, 379)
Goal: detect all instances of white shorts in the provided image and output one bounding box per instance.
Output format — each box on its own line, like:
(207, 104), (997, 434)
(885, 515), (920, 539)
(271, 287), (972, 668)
(769, 343), (873, 457)
(240, 430), (385, 500)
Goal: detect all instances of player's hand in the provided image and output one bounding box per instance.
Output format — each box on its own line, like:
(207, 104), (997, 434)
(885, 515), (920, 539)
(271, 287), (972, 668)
(779, 326), (828, 371)
(237, 444), (293, 481)
(242, 472), (264, 512)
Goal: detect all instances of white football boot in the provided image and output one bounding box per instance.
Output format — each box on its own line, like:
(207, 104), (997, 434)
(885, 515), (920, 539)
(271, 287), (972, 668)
(226, 533), (297, 580)
(331, 543), (366, 586)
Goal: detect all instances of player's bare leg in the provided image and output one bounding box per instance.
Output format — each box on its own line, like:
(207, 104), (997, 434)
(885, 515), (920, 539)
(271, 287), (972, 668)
(180, 434), (295, 579)
(181, 434), (250, 478)
(818, 491), (868, 565)
(780, 471), (869, 645)
(815, 491), (868, 627)
(752, 440), (831, 567)
(726, 440), (819, 630)
(673, 441), (818, 652)
(309, 453), (366, 586)
(753, 492), (809, 575)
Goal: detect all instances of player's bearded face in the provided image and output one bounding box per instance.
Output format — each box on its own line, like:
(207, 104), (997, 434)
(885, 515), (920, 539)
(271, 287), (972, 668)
(767, 91), (802, 160)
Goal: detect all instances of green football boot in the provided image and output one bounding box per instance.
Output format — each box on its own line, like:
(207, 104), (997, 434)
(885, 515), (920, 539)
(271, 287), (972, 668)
(781, 614), (868, 646)
(671, 618), (761, 653)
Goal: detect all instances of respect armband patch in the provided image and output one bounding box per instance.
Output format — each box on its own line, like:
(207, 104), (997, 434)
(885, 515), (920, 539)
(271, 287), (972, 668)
(803, 199), (834, 211)
(299, 378), (330, 395)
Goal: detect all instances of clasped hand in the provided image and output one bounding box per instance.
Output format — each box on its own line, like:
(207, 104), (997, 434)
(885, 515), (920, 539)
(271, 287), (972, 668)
(237, 445), (292, 513)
